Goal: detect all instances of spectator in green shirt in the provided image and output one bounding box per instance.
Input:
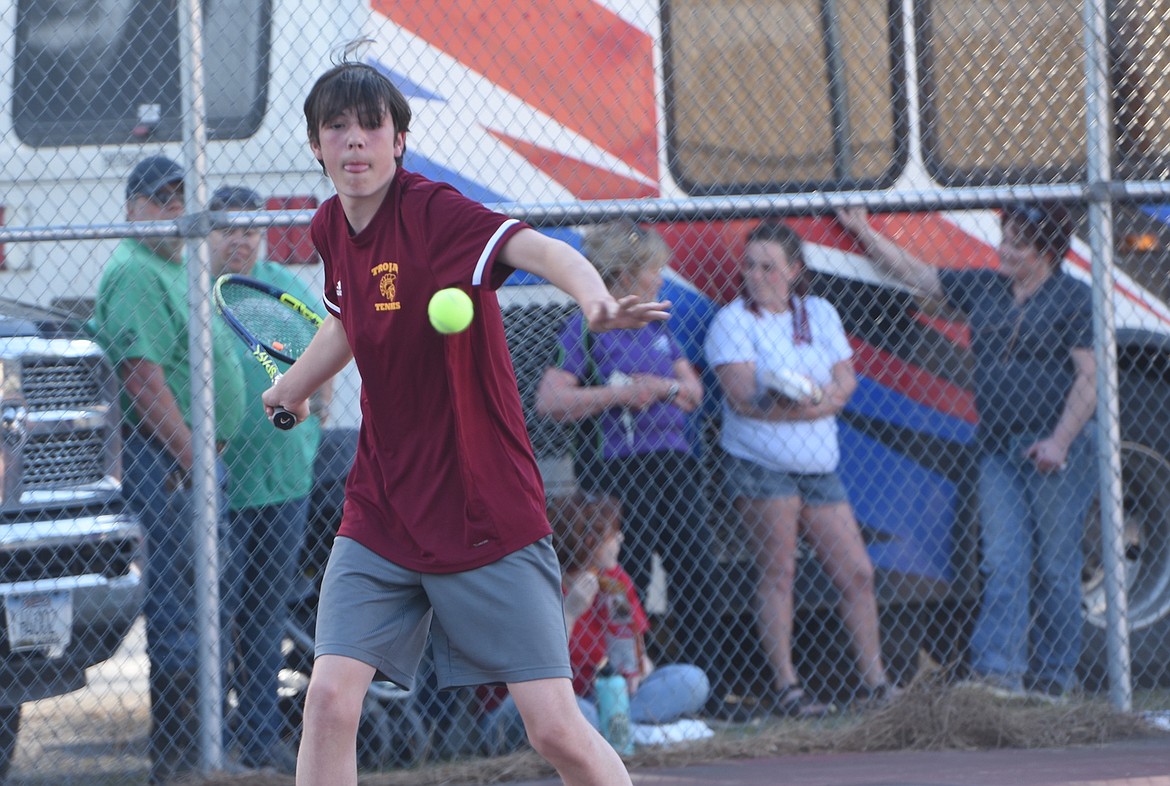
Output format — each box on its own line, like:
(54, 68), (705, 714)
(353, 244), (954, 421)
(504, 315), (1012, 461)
(91, 156), (245, 785)
(209, 185), (327, 775)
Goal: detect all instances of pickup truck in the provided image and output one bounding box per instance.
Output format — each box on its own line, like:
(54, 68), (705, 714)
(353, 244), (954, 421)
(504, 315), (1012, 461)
(0, 299), (144, 781)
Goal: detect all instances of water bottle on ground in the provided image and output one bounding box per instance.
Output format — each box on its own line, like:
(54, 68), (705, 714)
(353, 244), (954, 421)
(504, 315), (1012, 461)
(594, 658), (633, 755)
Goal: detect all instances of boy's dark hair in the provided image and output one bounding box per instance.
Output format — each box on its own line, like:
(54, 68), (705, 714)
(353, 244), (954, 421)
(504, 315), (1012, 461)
(303, 62), (413, 170)
(1001, 202), (1074, 266)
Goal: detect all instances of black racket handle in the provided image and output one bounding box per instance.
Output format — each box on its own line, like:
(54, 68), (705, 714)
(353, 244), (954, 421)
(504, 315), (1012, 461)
(272, 407), (298, 430)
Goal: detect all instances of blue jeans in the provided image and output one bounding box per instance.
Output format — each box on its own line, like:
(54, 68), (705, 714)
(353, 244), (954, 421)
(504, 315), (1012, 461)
(969, 430), (1096, 691)
(221, 499), (309, 761)
(480, 664), (710, 754)
(123, 433), (229, 675)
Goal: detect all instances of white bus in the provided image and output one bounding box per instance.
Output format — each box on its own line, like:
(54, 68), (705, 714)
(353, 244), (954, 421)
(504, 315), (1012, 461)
(3, 0), (1169, 692)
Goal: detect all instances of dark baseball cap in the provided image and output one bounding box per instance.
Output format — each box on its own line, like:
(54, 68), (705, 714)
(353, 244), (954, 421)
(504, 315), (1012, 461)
(1002, 201), (1074, 261)
(209, 185), (263, 211)
(126, 155), (185, 200)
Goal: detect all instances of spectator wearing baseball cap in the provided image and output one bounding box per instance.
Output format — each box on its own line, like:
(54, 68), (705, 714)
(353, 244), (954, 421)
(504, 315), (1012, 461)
(125, 155), (186, 265)
(92, 159), (246, 784)
(126, 154), (186, 202)
(1000, 201), (1075, 266)
(835, 202), (1096, 704)
(209, 184), (325, 774)
(209, 184), (262, 212)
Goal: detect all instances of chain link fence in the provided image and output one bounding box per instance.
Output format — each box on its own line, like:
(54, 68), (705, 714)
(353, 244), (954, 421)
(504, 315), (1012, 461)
(3, 0), (1170, 782)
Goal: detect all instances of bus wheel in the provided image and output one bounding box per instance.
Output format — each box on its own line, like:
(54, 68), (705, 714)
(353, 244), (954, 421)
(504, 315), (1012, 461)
(1079, 373), (1170, 690)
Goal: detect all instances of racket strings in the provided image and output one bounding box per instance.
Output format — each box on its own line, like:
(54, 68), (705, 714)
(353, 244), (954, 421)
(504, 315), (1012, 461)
(219, 284), (318, 359)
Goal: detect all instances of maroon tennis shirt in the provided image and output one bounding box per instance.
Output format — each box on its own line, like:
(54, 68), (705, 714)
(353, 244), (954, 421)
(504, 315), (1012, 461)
(312, 169), (551, 573)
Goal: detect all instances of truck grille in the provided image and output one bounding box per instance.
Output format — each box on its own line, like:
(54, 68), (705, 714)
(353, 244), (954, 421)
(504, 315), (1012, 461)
(21, 356), (106, 411)
(23, 429), (107, 490)
(6, 346), (116, 499)
(0, 536), (139, 583)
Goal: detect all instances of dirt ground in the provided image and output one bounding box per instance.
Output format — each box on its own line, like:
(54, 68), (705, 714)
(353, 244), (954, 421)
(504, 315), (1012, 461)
(9, 635), (1167, 786)
(178, 670), (1164, 786)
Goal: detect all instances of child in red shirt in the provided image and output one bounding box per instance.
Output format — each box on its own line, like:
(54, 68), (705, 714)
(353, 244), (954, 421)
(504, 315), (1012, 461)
(482, 495), (710, 754)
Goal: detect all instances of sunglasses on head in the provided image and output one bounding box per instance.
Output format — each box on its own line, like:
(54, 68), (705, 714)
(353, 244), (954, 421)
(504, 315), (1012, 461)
(624, 221), (648, 246)
(1005, 203), (1050, 227)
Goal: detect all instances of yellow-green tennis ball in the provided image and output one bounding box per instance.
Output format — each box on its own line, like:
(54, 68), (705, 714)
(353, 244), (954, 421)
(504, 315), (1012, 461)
(428, 287), (474, 334)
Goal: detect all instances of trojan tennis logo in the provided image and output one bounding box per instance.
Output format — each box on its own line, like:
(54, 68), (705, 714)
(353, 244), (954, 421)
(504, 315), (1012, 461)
(370, 261), (401, 312)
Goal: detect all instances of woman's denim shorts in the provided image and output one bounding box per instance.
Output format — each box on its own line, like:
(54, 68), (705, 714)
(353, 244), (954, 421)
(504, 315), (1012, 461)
(722, 452), (849, 505)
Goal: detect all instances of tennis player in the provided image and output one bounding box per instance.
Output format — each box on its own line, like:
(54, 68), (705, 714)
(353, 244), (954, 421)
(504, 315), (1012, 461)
(262, 61), (668, 786)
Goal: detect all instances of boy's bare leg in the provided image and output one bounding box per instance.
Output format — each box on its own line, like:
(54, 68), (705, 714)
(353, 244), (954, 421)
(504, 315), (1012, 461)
(509, 677), (633, 786)
(296, 654), (377, 786)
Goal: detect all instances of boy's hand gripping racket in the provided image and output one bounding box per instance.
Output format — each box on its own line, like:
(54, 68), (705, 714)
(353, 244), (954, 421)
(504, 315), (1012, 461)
(213, 274), (324, 430)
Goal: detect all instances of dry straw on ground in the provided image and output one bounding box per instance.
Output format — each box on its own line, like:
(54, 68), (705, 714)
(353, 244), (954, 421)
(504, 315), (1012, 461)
(187, 667), (1163, 786)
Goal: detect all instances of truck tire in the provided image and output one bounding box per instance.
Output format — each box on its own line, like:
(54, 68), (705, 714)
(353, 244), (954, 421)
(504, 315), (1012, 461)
(1079, 372), (1170, 689)
(0, 704), (20, 783)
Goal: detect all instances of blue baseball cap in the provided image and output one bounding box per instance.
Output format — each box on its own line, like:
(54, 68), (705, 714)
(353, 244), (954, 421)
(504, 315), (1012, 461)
(209, 185), (263, 211)
(1002, 201), (1074, 261)
(126, 155), (185, 200)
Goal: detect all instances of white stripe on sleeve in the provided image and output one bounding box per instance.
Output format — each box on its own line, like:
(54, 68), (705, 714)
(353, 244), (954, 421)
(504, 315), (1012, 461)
(472, 219), (520, 286)
(322, 287), (341, 317)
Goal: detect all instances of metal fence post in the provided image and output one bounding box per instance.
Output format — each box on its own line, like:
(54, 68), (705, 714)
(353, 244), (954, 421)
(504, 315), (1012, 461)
(178, 0), (224, 770)
(1082, 0), (1132, 712)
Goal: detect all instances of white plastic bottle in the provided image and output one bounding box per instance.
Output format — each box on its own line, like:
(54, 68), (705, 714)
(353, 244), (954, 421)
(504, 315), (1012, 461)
(602, 575), (643, 682)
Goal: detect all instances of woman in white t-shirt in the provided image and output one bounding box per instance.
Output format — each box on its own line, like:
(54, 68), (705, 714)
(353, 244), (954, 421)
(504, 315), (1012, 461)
(705, 220), (895, 719)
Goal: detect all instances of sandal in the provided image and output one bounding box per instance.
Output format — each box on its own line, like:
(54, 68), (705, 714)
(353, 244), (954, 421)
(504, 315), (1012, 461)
(852, 681), (902, 710)
(765, 684), (832, 718)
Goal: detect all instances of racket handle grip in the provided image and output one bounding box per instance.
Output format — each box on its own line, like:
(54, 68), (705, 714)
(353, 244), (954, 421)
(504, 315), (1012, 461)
(272, 407), (298, 430)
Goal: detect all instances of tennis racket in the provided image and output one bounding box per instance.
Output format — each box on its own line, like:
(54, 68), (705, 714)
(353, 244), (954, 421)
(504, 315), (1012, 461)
(213, 273), (323, 430)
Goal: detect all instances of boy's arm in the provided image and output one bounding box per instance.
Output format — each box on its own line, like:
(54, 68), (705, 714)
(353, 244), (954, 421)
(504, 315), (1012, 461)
(309, 378), (335, 425)
(262, 314), (352, 425)
(500, 228), (670, 331)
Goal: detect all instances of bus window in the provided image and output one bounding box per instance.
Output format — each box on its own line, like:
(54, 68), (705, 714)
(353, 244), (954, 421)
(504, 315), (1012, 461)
(1109, 0), (1170, 180)
(920, 0), (1170, 184)
(919, 0), (1085, 183)
(663, 0), (904, 195)
(14, 0), (270, 147)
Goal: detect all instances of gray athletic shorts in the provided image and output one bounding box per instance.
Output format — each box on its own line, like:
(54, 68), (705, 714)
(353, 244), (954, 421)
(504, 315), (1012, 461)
(723, 453), (850, 506)
(314, 536), (571, 691)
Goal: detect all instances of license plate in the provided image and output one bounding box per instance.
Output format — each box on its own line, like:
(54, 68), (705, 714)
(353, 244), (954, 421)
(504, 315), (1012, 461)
(4, 589), (73, 659)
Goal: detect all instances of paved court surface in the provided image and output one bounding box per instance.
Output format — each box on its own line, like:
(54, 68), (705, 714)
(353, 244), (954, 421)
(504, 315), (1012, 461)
(504, 735), (1170, 786)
